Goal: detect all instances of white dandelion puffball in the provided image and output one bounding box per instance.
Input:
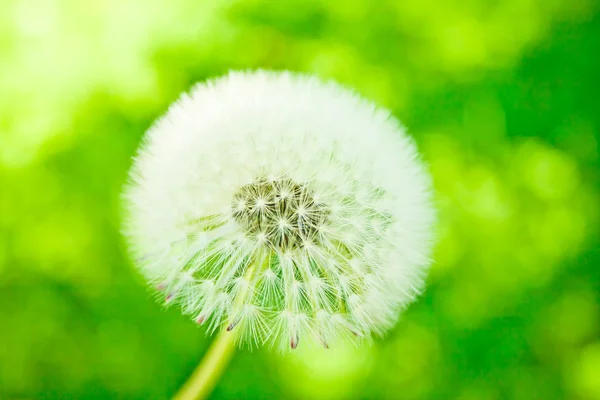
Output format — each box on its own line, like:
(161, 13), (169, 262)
(124, 70), (435, 351)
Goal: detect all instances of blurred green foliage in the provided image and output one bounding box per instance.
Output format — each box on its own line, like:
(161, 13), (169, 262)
(1, 0), (599, 399)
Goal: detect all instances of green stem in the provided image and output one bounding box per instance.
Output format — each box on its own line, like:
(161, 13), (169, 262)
(173, 330), (236, 400)
(173, 254), (264, 400)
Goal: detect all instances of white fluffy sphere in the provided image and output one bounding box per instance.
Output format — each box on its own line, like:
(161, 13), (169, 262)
(123, 70), (435, 350)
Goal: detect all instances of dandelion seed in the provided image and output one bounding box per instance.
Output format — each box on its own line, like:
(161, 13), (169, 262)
(319, 334), (329, 349)
(123, 70), (435, 351)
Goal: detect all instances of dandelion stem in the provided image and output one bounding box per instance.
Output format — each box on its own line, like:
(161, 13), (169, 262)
(172, 329), (237, 400)
(173, 256), (262, 400)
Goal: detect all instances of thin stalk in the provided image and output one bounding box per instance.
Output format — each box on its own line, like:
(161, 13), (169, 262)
(173, 329), (236, 400)
(173, 255), (263, 400)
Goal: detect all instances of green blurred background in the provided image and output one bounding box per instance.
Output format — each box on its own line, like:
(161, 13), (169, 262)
(1, 0), (599, 399)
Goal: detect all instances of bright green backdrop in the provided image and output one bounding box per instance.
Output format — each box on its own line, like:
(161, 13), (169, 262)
(1, 1), (599, 399)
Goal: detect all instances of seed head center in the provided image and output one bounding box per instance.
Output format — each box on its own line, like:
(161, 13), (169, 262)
(232, 177), (328, 250)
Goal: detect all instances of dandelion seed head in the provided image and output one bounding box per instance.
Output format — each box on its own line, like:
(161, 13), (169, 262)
(123, 70), (435, 351)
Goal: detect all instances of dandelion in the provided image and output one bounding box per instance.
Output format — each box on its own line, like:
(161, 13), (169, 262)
(123, 70), (435, 399)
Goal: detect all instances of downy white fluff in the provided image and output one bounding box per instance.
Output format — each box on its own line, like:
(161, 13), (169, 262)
(123, 70), (435, 351)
